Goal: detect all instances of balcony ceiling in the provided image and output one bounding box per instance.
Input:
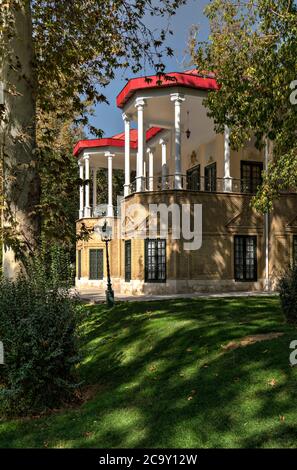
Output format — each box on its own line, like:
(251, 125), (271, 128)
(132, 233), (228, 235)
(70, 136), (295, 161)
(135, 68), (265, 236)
(123, 89), (216, 152)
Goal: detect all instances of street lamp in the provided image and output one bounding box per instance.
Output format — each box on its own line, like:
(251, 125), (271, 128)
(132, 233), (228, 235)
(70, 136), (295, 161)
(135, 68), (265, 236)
(94, 220), (115, 307)
(185, 110), (191, 139)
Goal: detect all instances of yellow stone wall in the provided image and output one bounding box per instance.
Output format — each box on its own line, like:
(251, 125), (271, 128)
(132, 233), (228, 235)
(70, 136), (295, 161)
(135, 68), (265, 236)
(76, 191), (297, 294)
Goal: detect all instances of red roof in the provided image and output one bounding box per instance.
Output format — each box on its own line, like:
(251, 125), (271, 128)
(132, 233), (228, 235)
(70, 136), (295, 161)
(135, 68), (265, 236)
(73, 127), (162, 157)
(116, 70), (218, 108)
(74, 70), (218, 157)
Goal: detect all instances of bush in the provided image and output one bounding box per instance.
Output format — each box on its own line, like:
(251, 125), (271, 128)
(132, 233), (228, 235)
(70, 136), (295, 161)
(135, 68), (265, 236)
(0, 246), (81, 416)
(279, 264), (297, 323)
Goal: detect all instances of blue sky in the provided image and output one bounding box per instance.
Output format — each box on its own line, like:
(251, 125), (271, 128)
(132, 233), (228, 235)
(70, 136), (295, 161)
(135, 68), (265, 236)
(88, 0), (210, 138)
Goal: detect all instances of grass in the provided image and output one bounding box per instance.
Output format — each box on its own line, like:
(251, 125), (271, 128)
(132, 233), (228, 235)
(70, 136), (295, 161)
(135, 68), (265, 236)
(1, 296), (297, 448)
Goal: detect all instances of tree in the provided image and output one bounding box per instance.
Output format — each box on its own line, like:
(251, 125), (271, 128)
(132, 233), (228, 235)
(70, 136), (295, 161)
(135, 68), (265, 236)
(0, 1), (40, 278)
(37, 117), (85, 254)
(0, 0), (186, 278)
(189, 0), (297, 210)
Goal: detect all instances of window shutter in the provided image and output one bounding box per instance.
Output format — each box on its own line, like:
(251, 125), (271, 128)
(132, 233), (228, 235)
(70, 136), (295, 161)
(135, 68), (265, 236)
(89, 249), (103, 280)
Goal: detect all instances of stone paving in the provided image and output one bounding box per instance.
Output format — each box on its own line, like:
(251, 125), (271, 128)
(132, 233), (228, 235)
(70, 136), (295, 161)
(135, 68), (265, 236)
(74, 288), (278, 304)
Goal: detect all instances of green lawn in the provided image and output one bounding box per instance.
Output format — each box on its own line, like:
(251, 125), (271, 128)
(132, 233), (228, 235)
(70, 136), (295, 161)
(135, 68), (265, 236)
(1, 296), (297, 448)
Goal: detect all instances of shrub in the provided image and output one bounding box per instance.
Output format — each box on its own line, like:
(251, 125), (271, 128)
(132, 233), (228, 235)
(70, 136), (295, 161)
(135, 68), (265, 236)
(0, 245), (81, 416)
(279, 264), (297, 323)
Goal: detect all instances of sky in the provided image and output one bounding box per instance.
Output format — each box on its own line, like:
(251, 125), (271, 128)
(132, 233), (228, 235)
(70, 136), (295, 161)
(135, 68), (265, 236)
(87, 0), (210, 138)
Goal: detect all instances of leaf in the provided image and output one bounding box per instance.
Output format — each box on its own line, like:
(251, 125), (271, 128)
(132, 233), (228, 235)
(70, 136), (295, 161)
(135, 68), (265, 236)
(268, 378), (277, 387)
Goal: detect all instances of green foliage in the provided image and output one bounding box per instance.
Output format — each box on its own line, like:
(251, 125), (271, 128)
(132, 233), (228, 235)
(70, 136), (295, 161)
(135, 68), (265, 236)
(38, 123), (84, 251)
(32, 0), (187, 135)
(1, 0), (186, 262)
(190, 0), (297, 211)
(0, 245), (81, 416)
(32, 0), (185, 250)
(279, 264), (297, 324)
(95, 168), (125, 207)
(1, 297), (297, 448)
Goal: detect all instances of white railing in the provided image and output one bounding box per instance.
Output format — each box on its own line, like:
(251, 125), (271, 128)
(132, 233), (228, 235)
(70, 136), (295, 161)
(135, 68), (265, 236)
(127, 175), (262, 195)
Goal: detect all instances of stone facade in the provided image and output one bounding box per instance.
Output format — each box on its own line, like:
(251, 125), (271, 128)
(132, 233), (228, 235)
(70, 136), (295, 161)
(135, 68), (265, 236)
(74, 71), (297, 295)
(76, 191), (297, 295)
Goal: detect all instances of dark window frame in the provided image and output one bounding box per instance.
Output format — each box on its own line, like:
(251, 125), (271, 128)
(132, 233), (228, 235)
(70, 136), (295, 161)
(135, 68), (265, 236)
(187, 164), (201, 191)
(89, 248), (104, 280)
(234, 235), (258, 282)
(293, 235), (297, 266)
(77, 250), (82, 280)
(145, 239), (166, 283)
(240, 160), (263, 194)
(204, 162), (217, 192)
(125, 240), (132, 282)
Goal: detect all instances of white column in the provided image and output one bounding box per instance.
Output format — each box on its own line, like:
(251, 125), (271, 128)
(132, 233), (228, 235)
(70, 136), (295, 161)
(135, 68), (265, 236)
(170, 93), (185, 189)
(135, 98), (146, 192)
(123, 113), (131, 197)
(160, 138), (168, 189)
(143, 160), (147, 190)
(224, 125), (232, 192)
(92, 169), (97, 210)
(78, 160), (84, 219)
(135, 151), (139, 189)
(147, 147), (154, 191)
(84, 153), (91, 217)
(106, 152), (114, 217)
(264, 138), (270, 291)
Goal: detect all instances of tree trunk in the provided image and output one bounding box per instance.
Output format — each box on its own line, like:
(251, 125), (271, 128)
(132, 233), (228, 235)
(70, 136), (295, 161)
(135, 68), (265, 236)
(0, 0), (40, 279)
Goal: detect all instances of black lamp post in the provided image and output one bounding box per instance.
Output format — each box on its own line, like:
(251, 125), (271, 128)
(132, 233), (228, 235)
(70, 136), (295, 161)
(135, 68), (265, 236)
(185, 110), (191, 139)
(95, 220), (115, 307)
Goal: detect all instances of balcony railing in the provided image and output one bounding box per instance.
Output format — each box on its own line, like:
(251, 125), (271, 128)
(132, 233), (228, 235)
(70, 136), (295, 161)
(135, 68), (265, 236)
(127, 175), (263, 195)
(92, 204), (120, 218)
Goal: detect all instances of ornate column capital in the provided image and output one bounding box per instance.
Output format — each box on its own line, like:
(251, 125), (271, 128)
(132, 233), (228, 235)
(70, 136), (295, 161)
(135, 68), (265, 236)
(170, 93), (185, 104)
(105, 152), (115, 158)
(159, 138), (168, 146)
(135, 97), (147, 109)
(122, 112), (132, 122)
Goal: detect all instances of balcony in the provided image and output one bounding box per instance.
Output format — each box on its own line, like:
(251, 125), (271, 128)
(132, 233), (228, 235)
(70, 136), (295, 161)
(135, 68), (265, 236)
(127, 175), (264, 195)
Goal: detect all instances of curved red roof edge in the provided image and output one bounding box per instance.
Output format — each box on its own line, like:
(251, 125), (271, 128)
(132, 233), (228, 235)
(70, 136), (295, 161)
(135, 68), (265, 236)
(73, 127), (162, 157)
(116, 70), (218, 109)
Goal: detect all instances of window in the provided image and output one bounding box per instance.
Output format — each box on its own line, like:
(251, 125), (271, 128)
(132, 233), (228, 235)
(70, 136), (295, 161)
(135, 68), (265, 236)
(77, 250), (82, 280)
(89, 249), (103, 280)
(187, 164), (200, 191)
(293, 236), (297, 265)
(145, 239), (166, 282)
(241, 161), (263, 194)
(204, 163), (217, 192)
(234, 236), (257, 281)
(125, 240), (132, 282)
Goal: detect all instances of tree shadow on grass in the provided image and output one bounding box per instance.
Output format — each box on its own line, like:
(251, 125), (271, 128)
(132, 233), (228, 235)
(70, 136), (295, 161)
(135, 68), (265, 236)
(1, 297), (297, 448)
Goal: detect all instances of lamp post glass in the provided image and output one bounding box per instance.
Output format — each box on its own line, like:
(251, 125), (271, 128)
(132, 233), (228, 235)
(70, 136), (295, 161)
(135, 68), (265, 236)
(94, 221), (115, 307)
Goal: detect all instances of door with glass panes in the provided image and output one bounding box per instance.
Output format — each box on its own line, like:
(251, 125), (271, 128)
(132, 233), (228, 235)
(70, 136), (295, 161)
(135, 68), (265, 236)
(241, 161), (263, 194)
(89, 249), (104, 280)
(204, 163), (216, 192)
(234, 236), (257, 281)
(145, 239), (166, 282)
